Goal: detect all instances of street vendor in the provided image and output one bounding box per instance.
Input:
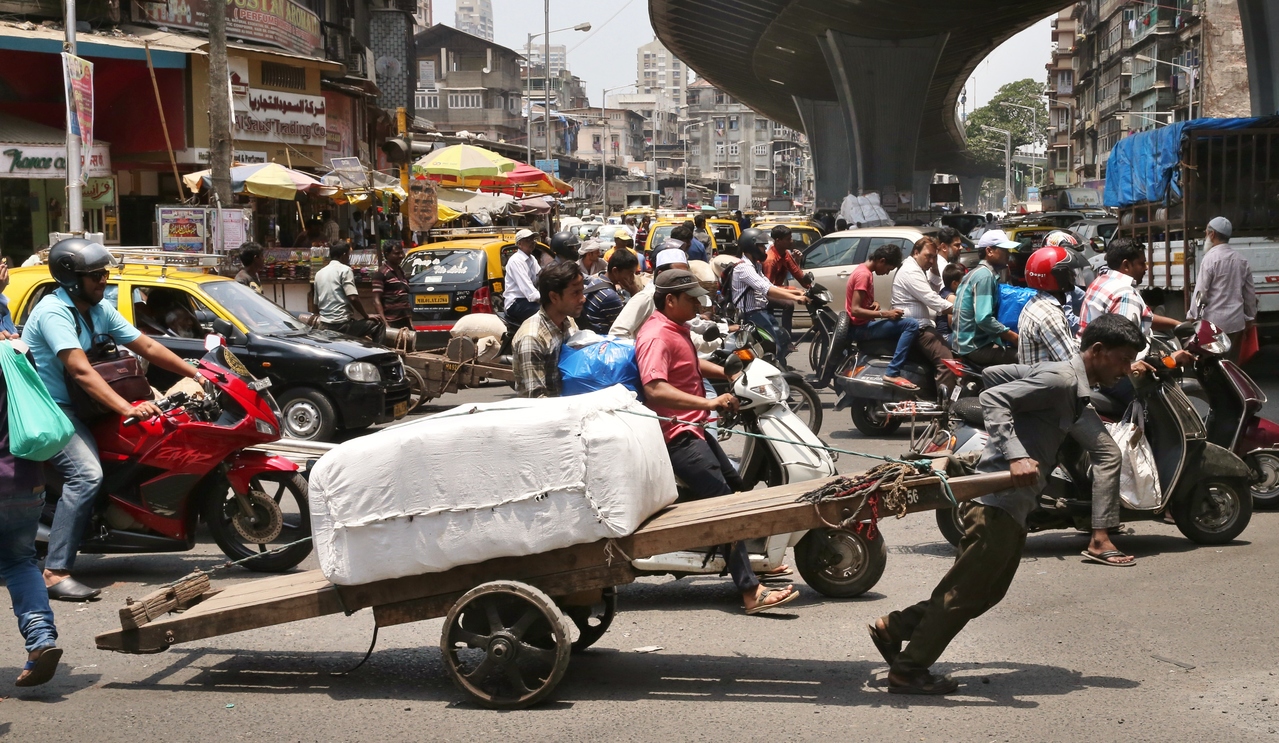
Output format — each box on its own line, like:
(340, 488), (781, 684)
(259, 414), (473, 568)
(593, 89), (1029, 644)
(635, 269), (799, 615)
(311, 243), (386, 345)
(867, 314), (1144, 695)
(512, 261), (585, 398)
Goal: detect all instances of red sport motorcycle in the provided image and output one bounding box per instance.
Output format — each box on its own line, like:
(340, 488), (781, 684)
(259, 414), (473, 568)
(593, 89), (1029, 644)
(37, 345), (313, 572)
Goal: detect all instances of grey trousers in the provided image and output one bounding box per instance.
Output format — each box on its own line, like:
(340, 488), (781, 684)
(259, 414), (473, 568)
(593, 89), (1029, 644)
(1069, 406), (1122, 530)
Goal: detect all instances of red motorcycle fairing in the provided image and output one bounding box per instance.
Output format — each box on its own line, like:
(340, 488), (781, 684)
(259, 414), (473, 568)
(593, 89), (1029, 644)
(1241, 416), (1279, 453)
(226, 450), (299, 494)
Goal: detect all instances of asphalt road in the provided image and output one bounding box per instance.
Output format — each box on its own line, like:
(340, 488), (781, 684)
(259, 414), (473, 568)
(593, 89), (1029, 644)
(5, 350), (1279, 741)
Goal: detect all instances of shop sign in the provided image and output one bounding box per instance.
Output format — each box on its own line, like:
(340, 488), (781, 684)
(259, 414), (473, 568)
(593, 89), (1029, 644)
(84, 176), (115, 207)
(0, 144), (111, 179)
(330, 156), (368, 190)
(141, 0), (321, 58)
(322, 91), (353, 161)
(179, 148), (270, 165)
(234, 89), (326, 146)
(157, 206), (209, 253)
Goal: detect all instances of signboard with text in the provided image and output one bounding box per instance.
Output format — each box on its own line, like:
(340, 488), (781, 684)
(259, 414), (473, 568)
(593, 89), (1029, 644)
(61, 53), (93, 164)
(141, 0), (321, 57)
(157, 206), (209, 253)
(0, 144), (111, 179)
(234, 88), (327, 146)
(322, 91), (354, 161)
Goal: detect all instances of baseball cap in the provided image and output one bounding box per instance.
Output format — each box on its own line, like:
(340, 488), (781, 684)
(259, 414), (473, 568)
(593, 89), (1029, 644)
(655, 248), (688, 268)
(1208, 216), (1232, 239)
(977, 229), (1020, 250)
(654, 268), (709, 297)
(579, 238), (601, 255)
(614, 232), (634, 244)
(514, 228), (535, 241)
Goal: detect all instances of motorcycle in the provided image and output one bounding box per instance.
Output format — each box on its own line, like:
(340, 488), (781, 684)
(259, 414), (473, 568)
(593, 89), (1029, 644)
(631, 342), (887, 599)
(921, 325), (1254, 547)
(706, 323), (824, 434)
(37, 345), (313, 573)
(789, 276), (841, 373)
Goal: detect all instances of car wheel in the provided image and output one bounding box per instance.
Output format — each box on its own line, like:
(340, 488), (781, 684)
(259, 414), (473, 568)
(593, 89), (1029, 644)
(277, 388), (338, 442)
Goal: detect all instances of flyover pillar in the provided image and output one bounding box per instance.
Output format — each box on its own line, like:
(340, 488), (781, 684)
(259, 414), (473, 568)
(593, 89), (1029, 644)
(1239, 0), (1279, 116)
(912, 171), (934, 211)
(793, 97), (856, 213)
(959, 175), (984, 212)
(818, 30), (949, 200)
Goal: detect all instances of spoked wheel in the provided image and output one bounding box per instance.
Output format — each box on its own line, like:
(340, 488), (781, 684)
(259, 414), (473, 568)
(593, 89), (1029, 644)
(441, 581), (573, 709)
(201, 471), (312, 572)
(563, 586), (617, 653)
(1247, 452), (1279, 509)
(794, 527), (887, 598)
(783, 374), (824, 434)
(1172, 478), (1252, 545)
(404, 365), (428, 413)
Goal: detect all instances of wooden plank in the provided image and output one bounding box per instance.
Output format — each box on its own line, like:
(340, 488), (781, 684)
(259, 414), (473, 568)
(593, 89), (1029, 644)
(372, 562), (635, 628)
(119, 573), (211, 630)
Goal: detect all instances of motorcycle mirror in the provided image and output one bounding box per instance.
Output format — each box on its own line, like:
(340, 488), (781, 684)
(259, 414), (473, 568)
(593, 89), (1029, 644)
(701, 325), (722, 342)
(723, 352), (746, 378)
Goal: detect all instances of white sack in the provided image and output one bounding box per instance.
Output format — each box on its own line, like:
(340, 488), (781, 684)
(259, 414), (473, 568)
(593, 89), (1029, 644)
(308, 386), (677, 585)
(450, 313), (508, 340)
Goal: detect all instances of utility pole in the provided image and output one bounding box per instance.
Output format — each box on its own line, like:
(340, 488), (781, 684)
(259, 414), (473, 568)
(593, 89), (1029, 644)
(543, 0), (551, 162)
(63, 0), (82, 234)
(207, 0), (233, 225)
(982, 124), (1012, 211)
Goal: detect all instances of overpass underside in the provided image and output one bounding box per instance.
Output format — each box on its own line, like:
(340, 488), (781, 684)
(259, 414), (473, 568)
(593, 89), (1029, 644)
(652, 0), (1279, 212)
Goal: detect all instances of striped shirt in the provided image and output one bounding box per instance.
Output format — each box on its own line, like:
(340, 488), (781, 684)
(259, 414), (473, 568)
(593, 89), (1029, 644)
(1017, 292), (1078, 364)
(1079, 268), (1151, 336)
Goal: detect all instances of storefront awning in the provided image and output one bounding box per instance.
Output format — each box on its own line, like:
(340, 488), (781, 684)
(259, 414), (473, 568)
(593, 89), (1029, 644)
(0, 22), (203, 68)
(227, 43), (344, 73)
(0, 113), (111, 179)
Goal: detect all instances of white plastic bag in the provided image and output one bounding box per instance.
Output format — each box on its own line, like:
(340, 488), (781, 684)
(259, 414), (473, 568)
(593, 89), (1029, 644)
(1105, 402), (1161, 510)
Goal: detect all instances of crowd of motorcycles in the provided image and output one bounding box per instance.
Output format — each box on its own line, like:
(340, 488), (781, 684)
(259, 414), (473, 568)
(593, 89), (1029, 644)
(28, 271), (1279, 613)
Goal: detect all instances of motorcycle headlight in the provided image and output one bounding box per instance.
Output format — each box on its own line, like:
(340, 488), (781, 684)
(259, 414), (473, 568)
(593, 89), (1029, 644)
(345, 361), (381, 383)
(750, 375), (788, 403)
(254, 418), (278, 437)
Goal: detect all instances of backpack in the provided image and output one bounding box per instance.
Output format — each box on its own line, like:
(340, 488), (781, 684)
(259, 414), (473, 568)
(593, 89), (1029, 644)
(717, 258), (749, 318)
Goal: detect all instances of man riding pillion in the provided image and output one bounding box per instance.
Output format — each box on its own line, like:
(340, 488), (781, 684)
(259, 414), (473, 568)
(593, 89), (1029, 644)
(952, 230), (1021, 367)
(844, 244), (919, 390)
(22, 238), (200, 601)
(635, 269), (799, 615)
(724, 228), (809, 367)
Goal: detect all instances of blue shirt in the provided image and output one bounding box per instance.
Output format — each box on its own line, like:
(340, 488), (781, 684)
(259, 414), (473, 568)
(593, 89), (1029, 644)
(687, 238), (708, 262)
(21, 288), (141, 405)
(951, 262), (1009, 356)
(0, 295), (15, 335)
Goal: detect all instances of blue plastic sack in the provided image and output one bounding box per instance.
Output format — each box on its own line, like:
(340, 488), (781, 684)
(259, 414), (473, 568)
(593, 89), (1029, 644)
(559, 337), (642, 396)
(0, 340), (74, 461)
(997, 284), (1037, 333)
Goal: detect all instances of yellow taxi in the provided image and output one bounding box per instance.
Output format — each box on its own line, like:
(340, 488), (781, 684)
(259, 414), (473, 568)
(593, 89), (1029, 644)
(751, 217), (825, 249)
(642, 219), (718, 257)
(5, 255), (411, 441)
(707, 218), (741, 249)
(403, 229), (550, 334)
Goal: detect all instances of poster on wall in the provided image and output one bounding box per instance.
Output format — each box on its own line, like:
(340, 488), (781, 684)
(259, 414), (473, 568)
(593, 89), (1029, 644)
(322, 91), (353, 163)
(61, 53), (93, 182)
(213, 208), (253, 253)
(157, 206), (209, 252)
(407, 179), (438, 233)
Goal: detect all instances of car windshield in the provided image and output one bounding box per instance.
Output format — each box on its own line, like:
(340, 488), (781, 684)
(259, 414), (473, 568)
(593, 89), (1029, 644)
(404, 250), (485, 285)
(1097, 222), (1117, 240)
(200, 280), (310, 334)
(595, 224), (628, 242)
(651, 225), (675, 245)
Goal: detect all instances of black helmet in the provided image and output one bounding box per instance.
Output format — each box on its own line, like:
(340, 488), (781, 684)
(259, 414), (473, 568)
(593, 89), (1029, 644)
(737, 227), (767, 259)
(49, 238), (115, 301)
(549, 230), (581, 262)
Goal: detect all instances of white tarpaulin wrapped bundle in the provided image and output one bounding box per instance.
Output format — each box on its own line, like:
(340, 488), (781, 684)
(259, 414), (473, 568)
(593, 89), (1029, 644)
(307, 386), (678, 585)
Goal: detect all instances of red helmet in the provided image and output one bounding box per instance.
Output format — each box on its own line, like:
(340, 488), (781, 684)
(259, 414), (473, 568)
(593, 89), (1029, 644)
(1025, 245), (1086, 292)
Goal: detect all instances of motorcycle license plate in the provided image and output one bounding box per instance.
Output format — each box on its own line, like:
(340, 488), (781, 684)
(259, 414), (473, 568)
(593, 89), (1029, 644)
(415, 294), (449, 305)
(393, 401), (408, 418)
(950, 384), (962, 401)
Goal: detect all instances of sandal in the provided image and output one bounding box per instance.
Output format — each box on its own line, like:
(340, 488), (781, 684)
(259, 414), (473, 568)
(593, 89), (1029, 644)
(883, 376), (920, 391)
(887, 671), (959, 695)
(1081, 549), (1136, 567)
(744, 587), (799, 615)
(759, 565), (793, 579)
(867, 622), (901, 665)
(15, 646), (61, 687)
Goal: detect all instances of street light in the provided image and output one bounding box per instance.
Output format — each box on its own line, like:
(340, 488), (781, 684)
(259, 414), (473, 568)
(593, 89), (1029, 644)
(982, 124), (1012, 211)
(525, 20), (591, 163)
(681, 119), (704, 209)
(1114, 111), (1176, 129)
(1135, 54), (1197, 120)
(600, 83), (636, 219)
(999, 101), (1040, 187)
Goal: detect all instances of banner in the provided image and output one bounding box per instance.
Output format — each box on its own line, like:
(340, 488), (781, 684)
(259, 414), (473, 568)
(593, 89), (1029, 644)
(141, 0), (321, 57)
(407, 179), (438, 233)
(234, 89), (327, 146)
(157, 206), (209, 252)
(61, 53), (93, 181)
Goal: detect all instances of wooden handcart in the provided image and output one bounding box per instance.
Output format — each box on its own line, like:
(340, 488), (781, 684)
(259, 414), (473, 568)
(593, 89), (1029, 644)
(400, 337), (514, 407)
(96, 471), (1010, 709)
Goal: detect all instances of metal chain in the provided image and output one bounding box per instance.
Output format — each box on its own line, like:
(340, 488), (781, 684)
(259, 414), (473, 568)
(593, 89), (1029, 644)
(143, 536), (315, 595)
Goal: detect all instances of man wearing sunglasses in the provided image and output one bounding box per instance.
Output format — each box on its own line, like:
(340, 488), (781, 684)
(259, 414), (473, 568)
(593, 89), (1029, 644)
(22, 239), (198, 601)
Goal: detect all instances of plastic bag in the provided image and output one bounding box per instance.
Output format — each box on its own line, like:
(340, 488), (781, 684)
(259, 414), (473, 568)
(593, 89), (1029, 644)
(997, 284), (1037, 332)
(0, 340), (74, 461)
(1238, 325), (1259, 365)
(559, 337), (641, 396)
(1105, 401), (1161, 510)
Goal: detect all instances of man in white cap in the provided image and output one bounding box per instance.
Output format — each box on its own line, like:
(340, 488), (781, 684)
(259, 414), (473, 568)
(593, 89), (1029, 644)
(608, 247), (691, 339)
(951, 229), (1021, 367)
(577, 238), (606, 278)
(1188, 216), (1256, 356)
(504, 229), (542, 326)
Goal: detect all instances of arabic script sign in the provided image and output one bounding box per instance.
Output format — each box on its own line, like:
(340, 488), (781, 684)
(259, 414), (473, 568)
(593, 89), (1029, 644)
(234, 89), (326, 146)
(142, 0), (321, 57)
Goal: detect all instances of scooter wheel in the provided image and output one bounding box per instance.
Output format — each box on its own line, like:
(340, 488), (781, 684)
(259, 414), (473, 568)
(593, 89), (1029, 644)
(1172, 478), (1252, 545)
(794, 527), (886, 598)
(851, 401), (902, 436)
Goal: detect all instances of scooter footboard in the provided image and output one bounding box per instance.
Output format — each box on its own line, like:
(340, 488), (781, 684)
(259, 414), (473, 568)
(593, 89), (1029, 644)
(755, 408), (837, 480)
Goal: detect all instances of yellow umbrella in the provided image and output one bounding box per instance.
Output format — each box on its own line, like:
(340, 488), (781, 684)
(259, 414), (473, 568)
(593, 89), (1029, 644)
(412, 144), (516, 179)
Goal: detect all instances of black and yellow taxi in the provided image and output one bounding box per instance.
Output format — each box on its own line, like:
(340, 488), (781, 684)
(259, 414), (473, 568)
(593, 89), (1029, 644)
(751, 216), (825, 249)
(5, 256), (411, 442)
(642, 218), (718, 256)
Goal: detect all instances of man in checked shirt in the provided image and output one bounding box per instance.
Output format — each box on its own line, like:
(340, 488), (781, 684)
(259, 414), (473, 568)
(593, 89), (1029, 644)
(1018, 246), (1134, 567)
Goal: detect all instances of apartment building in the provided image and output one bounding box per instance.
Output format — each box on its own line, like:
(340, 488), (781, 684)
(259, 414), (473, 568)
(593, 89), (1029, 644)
(684, 78), (806, 199)
(455, 0), (493, 42)
(637, 38), (687, 108)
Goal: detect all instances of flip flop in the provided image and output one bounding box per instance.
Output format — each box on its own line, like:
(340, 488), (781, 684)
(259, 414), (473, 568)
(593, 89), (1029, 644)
(883, 376), (920, 391)
(867, 622), (901, 665)
(15, 646), (61, 687)
(1081, 549), (1136, 567)
(759, 565), (794, 579)
(887, 671), (959, 695)
(744, 587), (799, 615)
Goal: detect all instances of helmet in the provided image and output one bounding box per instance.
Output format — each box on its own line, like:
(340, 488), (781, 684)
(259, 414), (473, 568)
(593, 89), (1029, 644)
(549, 230), (581, 262)
(49, 238), (115, 300)
(737, 227), (767, 259)
(1044, 230), (1081, 249)
(1025, 246), (1087, 292)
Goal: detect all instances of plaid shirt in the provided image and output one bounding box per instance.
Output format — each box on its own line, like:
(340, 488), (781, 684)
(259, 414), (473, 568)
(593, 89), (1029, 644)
(512, 309), (576, 398)
(1017, 292), (1078, 364)
(1079, 268), (1152, 336)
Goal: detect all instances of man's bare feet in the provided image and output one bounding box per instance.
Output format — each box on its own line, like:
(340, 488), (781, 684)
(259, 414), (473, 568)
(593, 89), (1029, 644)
(1085, 529), (1134, 565)
(883, 375), (919, 391)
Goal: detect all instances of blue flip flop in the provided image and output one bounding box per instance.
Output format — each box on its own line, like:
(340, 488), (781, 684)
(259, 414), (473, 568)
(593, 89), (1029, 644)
(15, 647), (61, 687)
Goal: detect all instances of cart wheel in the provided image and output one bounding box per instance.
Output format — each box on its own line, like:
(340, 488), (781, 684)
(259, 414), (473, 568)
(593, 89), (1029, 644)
(440, 581), (572, 709)
(404, 365), (428, 412)
(564, 586), (617, 653)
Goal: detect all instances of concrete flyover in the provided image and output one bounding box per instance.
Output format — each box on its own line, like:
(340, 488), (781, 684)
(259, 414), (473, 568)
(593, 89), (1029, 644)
(650, 0), (1279, 212)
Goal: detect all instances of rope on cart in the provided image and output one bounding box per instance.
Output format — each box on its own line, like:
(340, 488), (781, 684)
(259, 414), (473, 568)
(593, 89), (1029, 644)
(143, 536), (316, 595)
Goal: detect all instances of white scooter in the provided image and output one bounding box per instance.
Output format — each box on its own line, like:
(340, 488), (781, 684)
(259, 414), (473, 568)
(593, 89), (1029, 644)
(631, 327), (888, 598)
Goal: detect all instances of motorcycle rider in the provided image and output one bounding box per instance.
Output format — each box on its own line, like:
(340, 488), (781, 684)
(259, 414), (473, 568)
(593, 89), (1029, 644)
(762, 225), (813, 341)
(952, 230), (1020, 367)
(845, 244), (919, 390)
(1080, 238), (1183, 337)
(723, 228), (809, 367)
(22, 238), (199, 600)
(1019, 246), (1132, 567)
(890, 235), (956, 390)
(512, 261), (585, 398)
(635, 269), (798, 615)
(580, 250), (639, 334)
(869, 314), (1146, 694)
(549, 230), (582, 265)
(503, 229), (543, 327)
(609, 247), (692, 339)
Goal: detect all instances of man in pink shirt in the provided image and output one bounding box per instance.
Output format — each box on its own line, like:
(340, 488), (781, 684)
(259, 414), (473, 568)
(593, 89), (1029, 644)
(844, 244), (919, 390)
(635, 269), (799, 615)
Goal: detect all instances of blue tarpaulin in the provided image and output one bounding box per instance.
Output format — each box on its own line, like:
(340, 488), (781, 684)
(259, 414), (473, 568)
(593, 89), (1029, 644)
(1104, 117), (1279, 208)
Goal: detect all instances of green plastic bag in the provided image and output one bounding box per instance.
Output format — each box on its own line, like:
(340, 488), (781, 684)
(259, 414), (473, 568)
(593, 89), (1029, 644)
(0, 340), (74, 461)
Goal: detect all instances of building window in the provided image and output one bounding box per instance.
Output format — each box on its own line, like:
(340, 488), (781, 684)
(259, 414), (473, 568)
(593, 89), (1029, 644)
(416, 91), (439, 109)
(728, 143), (740, 156)
(728, 115), (738, 130)
(448, 92), (483, 108)
(260, 62), (306, 91)
(756, 118), (770, 131)
(726, 168), (739, 180)
(714, 91), (726, 104)
(753, 143), (768, 155)
(715, 143), (726, 156)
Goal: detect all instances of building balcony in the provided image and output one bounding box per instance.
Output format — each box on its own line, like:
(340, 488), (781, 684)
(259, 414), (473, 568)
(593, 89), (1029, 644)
(1132, 8), (1175, 42)
(433, 108), (525, 129)
(442, 68), (524, 94)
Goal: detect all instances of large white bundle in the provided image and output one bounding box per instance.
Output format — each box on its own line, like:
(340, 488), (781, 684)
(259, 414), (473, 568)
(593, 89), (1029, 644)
(840, 193), (865, 226)
(308, 386), (677, 585)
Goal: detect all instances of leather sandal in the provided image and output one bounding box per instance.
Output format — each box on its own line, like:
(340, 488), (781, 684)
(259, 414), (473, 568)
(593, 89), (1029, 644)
(46, 577), (101, 602)
(15, 646), (61, 687)
(867, 622), (901, 665)
(888, 671), (959, 695)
